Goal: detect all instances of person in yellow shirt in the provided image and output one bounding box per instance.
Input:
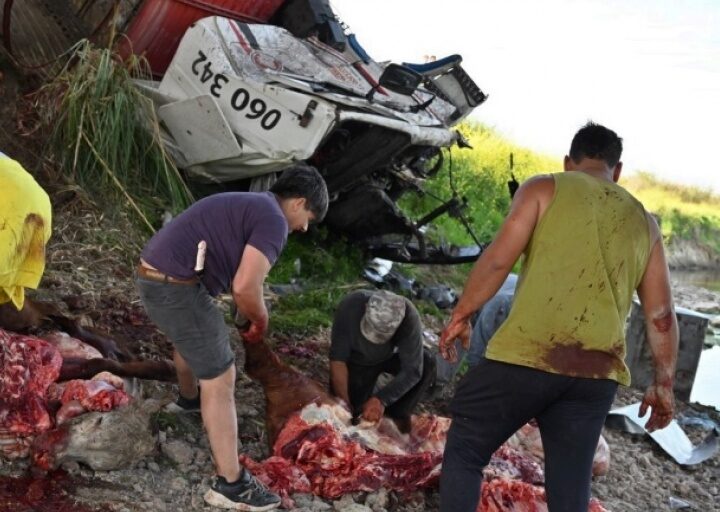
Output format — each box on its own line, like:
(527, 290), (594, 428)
(0, 152), (52, 314)
(438, 123), (678, 512)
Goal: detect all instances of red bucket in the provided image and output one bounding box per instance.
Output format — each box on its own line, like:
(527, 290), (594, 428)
(118, 0), (285, 76)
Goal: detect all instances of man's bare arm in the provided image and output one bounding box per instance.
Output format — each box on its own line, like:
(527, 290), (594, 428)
(636, 215), (678, 431)
(439, 176), (551, 361)
(232, 245), (271, 341)
(329, 361), (351, 408)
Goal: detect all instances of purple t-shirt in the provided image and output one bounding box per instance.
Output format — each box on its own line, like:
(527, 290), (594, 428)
(141, 192), (288, 296)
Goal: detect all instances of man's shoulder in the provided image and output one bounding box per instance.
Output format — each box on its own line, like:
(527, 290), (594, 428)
(516, 174), (556, 202)
(203, 192), (285, 227)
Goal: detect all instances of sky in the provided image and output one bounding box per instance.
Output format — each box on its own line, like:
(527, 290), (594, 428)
(330, 0), (720, 192)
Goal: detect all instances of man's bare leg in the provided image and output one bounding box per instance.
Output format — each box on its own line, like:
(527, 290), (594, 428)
(200, 364), (241, 482)
(174, 349), (199, 399)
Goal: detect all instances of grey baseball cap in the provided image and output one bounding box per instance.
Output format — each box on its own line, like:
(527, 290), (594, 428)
(360, 290), (407, 344)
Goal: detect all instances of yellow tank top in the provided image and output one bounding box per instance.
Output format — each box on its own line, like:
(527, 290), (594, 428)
(485, 172), (650, 385)
(0, 155), (52, 310)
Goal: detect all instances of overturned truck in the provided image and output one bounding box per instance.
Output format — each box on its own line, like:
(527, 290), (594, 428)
(3, 0), (488, 262)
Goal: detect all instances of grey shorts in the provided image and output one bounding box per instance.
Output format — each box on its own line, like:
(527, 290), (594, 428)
(136, 277), (234, 380)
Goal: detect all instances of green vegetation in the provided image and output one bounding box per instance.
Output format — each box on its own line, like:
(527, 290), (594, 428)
(36, 42), (193, 232)
(622, 172), (720, 253)
(267, 229), (367, 333)
(401, 123), (560, 245)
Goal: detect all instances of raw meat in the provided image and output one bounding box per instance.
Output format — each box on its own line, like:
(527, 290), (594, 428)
(41, 331), (102, 360)
(0, 329), (62, 436)
(0, 328), (131, 463)
(242, 340), (609, 512)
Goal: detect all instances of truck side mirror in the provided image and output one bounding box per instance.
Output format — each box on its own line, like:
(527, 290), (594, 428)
(378, 64), (422, 95)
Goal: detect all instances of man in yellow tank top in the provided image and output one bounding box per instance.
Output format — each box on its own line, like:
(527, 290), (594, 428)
(438, 123), (678, 512)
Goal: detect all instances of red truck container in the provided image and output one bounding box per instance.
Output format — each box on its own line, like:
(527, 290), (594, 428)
(118, 0), (285, 76)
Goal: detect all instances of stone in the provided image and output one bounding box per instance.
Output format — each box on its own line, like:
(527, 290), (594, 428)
(61, 460), (81, 474)
(292, 493), (315, 509)
(170, 476), (187, 492)
(676, 482), (692, 496)
(162, 440), (194, 467)
(333, 494), (355, 510)
(147, 461), (161, 473)
(194, 448), (209, 466)
(311, 497), (333, 511)
(690, 301), (720, 314)
(237, 404), (259, 417)
(365, 488), (389, 512)
(336, 505), (372, 512)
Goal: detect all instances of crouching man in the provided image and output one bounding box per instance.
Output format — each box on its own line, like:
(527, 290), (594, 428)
(329, 290), (436, 433)
(137, 164), (328, 511)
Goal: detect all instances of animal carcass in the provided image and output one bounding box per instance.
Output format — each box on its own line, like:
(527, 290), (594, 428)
(0, 328), (130, 460)
(240, 340), (608, 511)
(31, 399), (161, 471)
(0, 326), (173, 470)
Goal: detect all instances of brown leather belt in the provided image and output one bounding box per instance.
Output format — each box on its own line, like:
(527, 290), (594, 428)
(136, 264), (199, 285)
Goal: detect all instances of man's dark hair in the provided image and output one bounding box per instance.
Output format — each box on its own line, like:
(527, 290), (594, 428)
(569, 122), (623, 168)
(270, 163), (329, 221)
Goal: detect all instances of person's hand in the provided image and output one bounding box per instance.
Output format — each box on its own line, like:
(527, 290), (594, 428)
(639, 382), (674, 432)
(361, 397), (385, 423)
(240, 319), (267, 344)
(439, 314), (472, 363)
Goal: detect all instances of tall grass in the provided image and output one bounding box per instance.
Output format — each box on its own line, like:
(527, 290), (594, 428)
(35, 42), (193, 231)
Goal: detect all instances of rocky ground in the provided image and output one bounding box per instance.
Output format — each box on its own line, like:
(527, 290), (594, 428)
(1, 62), (719, 512)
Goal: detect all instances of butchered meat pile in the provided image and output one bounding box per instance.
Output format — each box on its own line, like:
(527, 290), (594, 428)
(0, 328), (129, 461)
(241, 403), (609, 511)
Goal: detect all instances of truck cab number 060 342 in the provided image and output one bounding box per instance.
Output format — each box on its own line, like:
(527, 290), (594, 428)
(191, 50), (282, 131)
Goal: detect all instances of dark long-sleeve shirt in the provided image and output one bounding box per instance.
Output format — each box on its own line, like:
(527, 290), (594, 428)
(330, 290), (423, 406)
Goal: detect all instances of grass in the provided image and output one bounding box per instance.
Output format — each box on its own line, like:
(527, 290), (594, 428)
(267, 229), (368, 333)
(622, 171), (720, 253)
(35, 42), (193, 232)
(400, 122), (560, 245)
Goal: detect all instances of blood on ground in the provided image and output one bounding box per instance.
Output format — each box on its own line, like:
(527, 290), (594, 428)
(0, 470), (111, 512)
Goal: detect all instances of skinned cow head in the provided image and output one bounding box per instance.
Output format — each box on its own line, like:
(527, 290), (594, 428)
(31, 399), (161, 471)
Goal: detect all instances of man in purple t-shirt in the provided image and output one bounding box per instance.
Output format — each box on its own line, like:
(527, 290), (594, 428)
(136, 164), (328, 511)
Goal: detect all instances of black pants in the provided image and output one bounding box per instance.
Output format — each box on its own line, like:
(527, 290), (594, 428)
(440, 358), (617, 512)
(346, 348), (436, 419)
